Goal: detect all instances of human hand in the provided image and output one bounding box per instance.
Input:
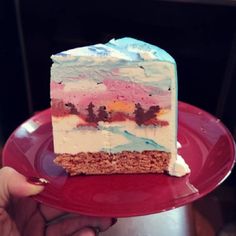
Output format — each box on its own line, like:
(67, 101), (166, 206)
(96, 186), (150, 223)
(0, 167), (116, 236)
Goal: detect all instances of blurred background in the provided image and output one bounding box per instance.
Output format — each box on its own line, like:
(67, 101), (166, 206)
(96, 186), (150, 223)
(0, 1), (236, 235)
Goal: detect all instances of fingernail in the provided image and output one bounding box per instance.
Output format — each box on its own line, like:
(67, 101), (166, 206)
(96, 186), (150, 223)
(78, 227), (100, 236)
(111, 218), (117, 226)
(27, 177), (49, 186)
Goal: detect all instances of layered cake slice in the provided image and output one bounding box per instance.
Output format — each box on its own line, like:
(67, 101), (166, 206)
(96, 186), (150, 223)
(50, 37), (190, 176)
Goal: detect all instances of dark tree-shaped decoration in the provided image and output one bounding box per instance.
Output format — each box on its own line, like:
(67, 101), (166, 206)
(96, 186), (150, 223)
(86, 102), (97, 122)
(97, 106), (109, 121)
(134, 103), (145, 125)
(144, 105), (160, 121)
(65, 103), (78, 114)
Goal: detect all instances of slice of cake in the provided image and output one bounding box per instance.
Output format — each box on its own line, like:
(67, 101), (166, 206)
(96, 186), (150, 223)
(50, 37), (190, 177)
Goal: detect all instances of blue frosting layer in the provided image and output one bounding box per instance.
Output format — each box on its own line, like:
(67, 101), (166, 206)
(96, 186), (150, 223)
(53, 37), (175, 64)
(107, 37), (175, 63)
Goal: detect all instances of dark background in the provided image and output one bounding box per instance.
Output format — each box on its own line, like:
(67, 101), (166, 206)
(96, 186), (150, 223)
(0, 1), (236, 184)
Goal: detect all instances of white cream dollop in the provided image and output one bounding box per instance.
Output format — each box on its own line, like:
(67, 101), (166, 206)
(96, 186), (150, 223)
(168, 154), (190, 177)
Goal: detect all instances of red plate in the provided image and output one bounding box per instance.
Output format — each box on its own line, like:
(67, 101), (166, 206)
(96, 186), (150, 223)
(2, 102), (236, 217)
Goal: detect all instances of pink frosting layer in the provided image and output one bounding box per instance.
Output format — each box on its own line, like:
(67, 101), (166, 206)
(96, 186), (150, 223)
(51, 79), (170, 112)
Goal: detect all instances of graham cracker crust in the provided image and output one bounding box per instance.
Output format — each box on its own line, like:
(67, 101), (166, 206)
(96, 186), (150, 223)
(54, 150), (170, 176)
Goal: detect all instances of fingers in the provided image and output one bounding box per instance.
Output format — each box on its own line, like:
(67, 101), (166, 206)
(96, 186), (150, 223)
(73, 227), (97, 236)
(0, 208), (21, 236)
(0, 167), (44, 207)
(46, 215), (115, 235)
(40, 204), (68, 221)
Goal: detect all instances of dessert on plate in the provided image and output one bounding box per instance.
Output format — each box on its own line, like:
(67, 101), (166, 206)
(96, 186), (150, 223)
(50, 37), (190, 176)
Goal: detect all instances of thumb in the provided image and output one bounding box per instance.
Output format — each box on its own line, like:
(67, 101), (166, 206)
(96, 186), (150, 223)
(0, 167), (45, 207)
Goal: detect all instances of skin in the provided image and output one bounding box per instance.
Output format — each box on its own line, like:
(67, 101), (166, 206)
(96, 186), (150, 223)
(0, 167), (115, 236)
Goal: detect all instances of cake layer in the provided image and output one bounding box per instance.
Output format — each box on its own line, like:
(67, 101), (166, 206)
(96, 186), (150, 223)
(54, 150), (170, 176)
(52, 115), (171, 154)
